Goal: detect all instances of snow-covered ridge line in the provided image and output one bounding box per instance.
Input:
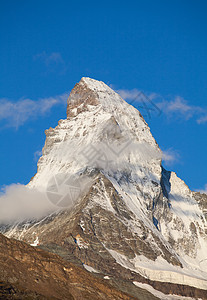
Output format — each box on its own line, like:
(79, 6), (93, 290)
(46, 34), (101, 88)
(107, 248), (207, 290)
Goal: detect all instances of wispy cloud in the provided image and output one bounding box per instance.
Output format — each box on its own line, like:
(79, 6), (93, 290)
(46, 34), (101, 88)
(117, 87), (207, 124)
(117, 88), (162, 118)
(117, 88), (141, 100)
(197, 114), (207, 124)
(162, 148), (180, 166)
(158, 96), (203, 121)
(0, 93), (68, 129)
(34, 52), (64, 65)
(117, 88), (161, 103)
(33, 51), (67, 74)
(34, 150), (42, 162)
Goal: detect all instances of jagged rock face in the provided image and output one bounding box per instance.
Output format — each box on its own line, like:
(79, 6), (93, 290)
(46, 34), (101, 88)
(66, 79), (100, 118)
(2, 78), (207, 298)
(0, 233), (149, 300)
(193, 191), (207, 222)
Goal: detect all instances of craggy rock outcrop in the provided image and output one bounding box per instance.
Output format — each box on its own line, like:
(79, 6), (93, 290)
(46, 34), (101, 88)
(66, 79), (100, 118)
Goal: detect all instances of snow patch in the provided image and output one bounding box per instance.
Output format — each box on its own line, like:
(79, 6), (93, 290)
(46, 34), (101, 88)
(133, 282), (202, 300)
(83, 264), (99, 273)
(30, 237), (39, 247)
(107, 249), (207, 290)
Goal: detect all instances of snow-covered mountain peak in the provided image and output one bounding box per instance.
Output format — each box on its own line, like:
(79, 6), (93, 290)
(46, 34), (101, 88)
(65, 77), (160, 157)
(79, 77), (117, 96)
(31, 77), (161, 189)
(66, 77), (126, 118)
(2, 77), (207, 297)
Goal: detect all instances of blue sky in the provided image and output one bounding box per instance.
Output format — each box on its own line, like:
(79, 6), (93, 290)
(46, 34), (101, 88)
(0, 0), (207, 192)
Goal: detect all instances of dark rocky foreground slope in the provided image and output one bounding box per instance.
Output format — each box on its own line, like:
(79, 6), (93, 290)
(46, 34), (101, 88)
(0, 233), (163, 300)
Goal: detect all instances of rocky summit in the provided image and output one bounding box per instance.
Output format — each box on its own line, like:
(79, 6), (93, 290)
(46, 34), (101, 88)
(1, 78), (207, 299)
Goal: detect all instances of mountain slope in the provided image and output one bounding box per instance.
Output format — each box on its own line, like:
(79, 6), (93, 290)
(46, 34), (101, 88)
(1, 78), (207, 299)
(1, 232), (157, 300)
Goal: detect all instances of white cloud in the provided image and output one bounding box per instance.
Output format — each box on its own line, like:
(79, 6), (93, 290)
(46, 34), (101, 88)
(0, 93), (68, 129)
(0, 174), (93, 224)
(158, 96), (203, 120)
(0, 184), (57, 223)
(162, 149), (180, 165)
(197, 114), (207, 124)
(166, 97), (192, 113)
(116, 87), (206, 123)
(117, 88), (141, 100)
(117, 88), (161, 104)
(116, 88), (162, 118)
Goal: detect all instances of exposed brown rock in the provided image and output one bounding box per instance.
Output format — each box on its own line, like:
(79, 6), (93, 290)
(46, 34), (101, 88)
(0, 233), (154, 300)
(67, 79), (100, 118)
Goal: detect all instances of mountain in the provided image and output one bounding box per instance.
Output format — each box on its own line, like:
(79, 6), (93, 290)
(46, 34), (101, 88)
(1, 77), (207, 299)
